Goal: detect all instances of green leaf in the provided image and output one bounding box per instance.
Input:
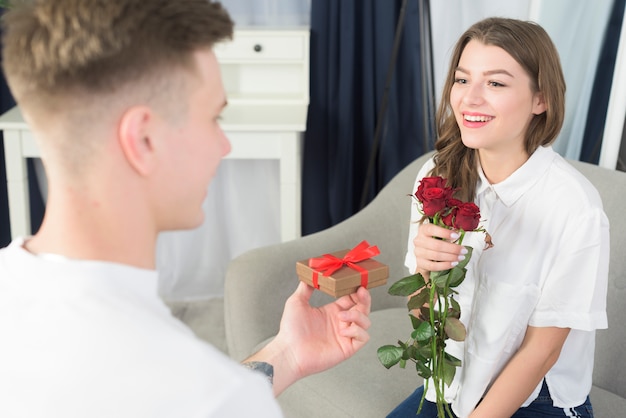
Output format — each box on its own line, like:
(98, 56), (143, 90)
(447, 309), (460, 320)
(405, 344), (418, 360)
(420, 306), (438, 322)
(377, 345), (404, 369)
(411, 348), (428, 364)
(388, 273), (427, 296)
(444, 317), (466, 342)
(407, 288), (430, 311)
(447, 266), (467, 288)
(409, 313), (423, 329)
(449, 297), (461, 317)
(430, 270), (449, 288)
(416, 361), (432, 379)
(444, 352), (462, 367)
(442, 360), (457, 387)
(418, 346), (432, 359)
(414, 321), (435, 342)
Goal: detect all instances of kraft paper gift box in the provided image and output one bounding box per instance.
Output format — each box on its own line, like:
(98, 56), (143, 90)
(296, 241), (389, 298)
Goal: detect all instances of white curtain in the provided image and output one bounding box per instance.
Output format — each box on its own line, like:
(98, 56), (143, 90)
(430, 0), (613, 160)
(219, 0), (311, 27)
(430, 0), (531, 107)
(156, 160), (281, 301)
(531, 0), (613, 159)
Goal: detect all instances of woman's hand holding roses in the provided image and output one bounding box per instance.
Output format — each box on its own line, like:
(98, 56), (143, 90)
(412, 223), (467, 274)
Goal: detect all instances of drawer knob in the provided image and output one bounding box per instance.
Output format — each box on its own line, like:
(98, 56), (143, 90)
(253, 44), (263, 53)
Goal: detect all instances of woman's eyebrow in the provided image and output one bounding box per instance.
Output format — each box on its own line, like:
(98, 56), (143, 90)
(455, 66), (515, 78)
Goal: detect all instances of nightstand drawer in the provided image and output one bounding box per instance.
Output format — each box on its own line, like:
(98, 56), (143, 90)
(215, 32), (305, 61)
(215, 29), (309, 104)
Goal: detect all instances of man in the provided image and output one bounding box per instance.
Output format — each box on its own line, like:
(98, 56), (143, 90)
(0, 1), (371, 416)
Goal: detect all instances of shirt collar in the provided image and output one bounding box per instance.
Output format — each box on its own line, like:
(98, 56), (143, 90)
(8, 237), (160, 299)
(476, 145), (556, 206)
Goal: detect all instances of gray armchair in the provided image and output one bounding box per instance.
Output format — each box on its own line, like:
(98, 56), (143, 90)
(224, 152), (626, 417)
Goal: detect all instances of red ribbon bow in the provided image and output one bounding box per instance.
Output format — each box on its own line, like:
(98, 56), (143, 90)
(308, 240), (380, 290)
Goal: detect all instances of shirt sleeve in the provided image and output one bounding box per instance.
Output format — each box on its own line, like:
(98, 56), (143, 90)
(210, 371), (284, 417)
(529, 206), (609, 331)
(404, 158), (436, 274)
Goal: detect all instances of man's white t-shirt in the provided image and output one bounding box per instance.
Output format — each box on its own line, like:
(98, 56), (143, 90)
(0, 238), (283, 417)
(405, 146), (609, 417)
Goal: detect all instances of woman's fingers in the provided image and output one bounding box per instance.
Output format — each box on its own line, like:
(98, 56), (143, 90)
(414, 223), (466, 270)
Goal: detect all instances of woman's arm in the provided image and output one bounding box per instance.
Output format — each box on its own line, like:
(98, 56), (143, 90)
(469, 326), (570, 418)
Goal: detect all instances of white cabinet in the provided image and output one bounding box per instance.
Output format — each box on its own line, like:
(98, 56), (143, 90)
(215, 29), (309, 104)
(214, 29), (310, 242)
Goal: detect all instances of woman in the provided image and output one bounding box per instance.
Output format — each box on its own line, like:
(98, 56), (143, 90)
(388, 17), (609, 418)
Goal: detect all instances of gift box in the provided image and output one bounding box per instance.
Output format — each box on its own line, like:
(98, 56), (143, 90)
(296, 241), (389, 298)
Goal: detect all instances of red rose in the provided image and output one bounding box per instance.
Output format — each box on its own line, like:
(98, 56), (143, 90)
(446, 198), (463, 209)
(415, 177), (456, 217)
(440, 198), (461, 227)
(415, 177), (448, 202)
(421, 188), (450, 217)
(441, 206), (457, 227)
(454, 202), (481, 231)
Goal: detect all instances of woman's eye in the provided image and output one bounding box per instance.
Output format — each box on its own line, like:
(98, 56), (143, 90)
(454, 78), (467, 84)
(488, 81), (504, 87)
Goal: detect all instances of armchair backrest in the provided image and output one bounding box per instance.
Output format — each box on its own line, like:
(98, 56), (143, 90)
(569, 159), (626, 397)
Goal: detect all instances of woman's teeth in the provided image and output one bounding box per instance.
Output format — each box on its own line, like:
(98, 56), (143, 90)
(464, 115), (493, 122)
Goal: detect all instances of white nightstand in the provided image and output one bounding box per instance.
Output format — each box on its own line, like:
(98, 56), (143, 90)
(215, 29), (309, 105)
(214, 29), (310, 242)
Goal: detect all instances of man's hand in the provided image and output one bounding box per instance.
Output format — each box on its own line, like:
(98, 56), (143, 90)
(244, 282), (371, 396)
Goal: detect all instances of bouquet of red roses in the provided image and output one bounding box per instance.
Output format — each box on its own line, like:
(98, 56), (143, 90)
(378, 176), (490, 418)
(415, 176), (481, 230)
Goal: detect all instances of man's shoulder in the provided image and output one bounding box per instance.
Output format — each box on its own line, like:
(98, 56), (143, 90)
(0, 238), (24, 258)
(0, 238), (31, 287)
(0, 270), (281, 417)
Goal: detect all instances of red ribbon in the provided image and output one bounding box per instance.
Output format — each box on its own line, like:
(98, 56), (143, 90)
(308, 240), (380, 290)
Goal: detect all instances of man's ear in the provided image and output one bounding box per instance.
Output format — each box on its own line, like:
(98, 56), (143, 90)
(117, 106), (157, 176)
(532, 92), (547, 115)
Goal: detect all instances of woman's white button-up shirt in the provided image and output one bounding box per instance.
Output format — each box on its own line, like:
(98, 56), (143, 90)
(405, 146), (609, 417)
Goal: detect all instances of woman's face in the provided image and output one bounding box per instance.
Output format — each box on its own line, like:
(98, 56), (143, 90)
(449, 40), (546, 158)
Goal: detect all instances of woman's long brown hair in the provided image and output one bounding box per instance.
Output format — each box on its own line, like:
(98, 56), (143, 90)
(430, 17), (566, 201)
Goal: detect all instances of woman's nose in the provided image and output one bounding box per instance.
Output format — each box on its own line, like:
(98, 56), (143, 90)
(462, 83), (485, 106)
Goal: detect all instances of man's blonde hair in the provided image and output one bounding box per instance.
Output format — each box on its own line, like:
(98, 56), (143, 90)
(1, 0), (233, 172)
(2, 0), (233, 109)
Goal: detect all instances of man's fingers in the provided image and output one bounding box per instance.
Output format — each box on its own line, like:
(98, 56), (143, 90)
(339, 308), (371, 331)
(339, 322), (370, 346)
(335, 286), (371, 314)
(293, 280), (314, 302)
